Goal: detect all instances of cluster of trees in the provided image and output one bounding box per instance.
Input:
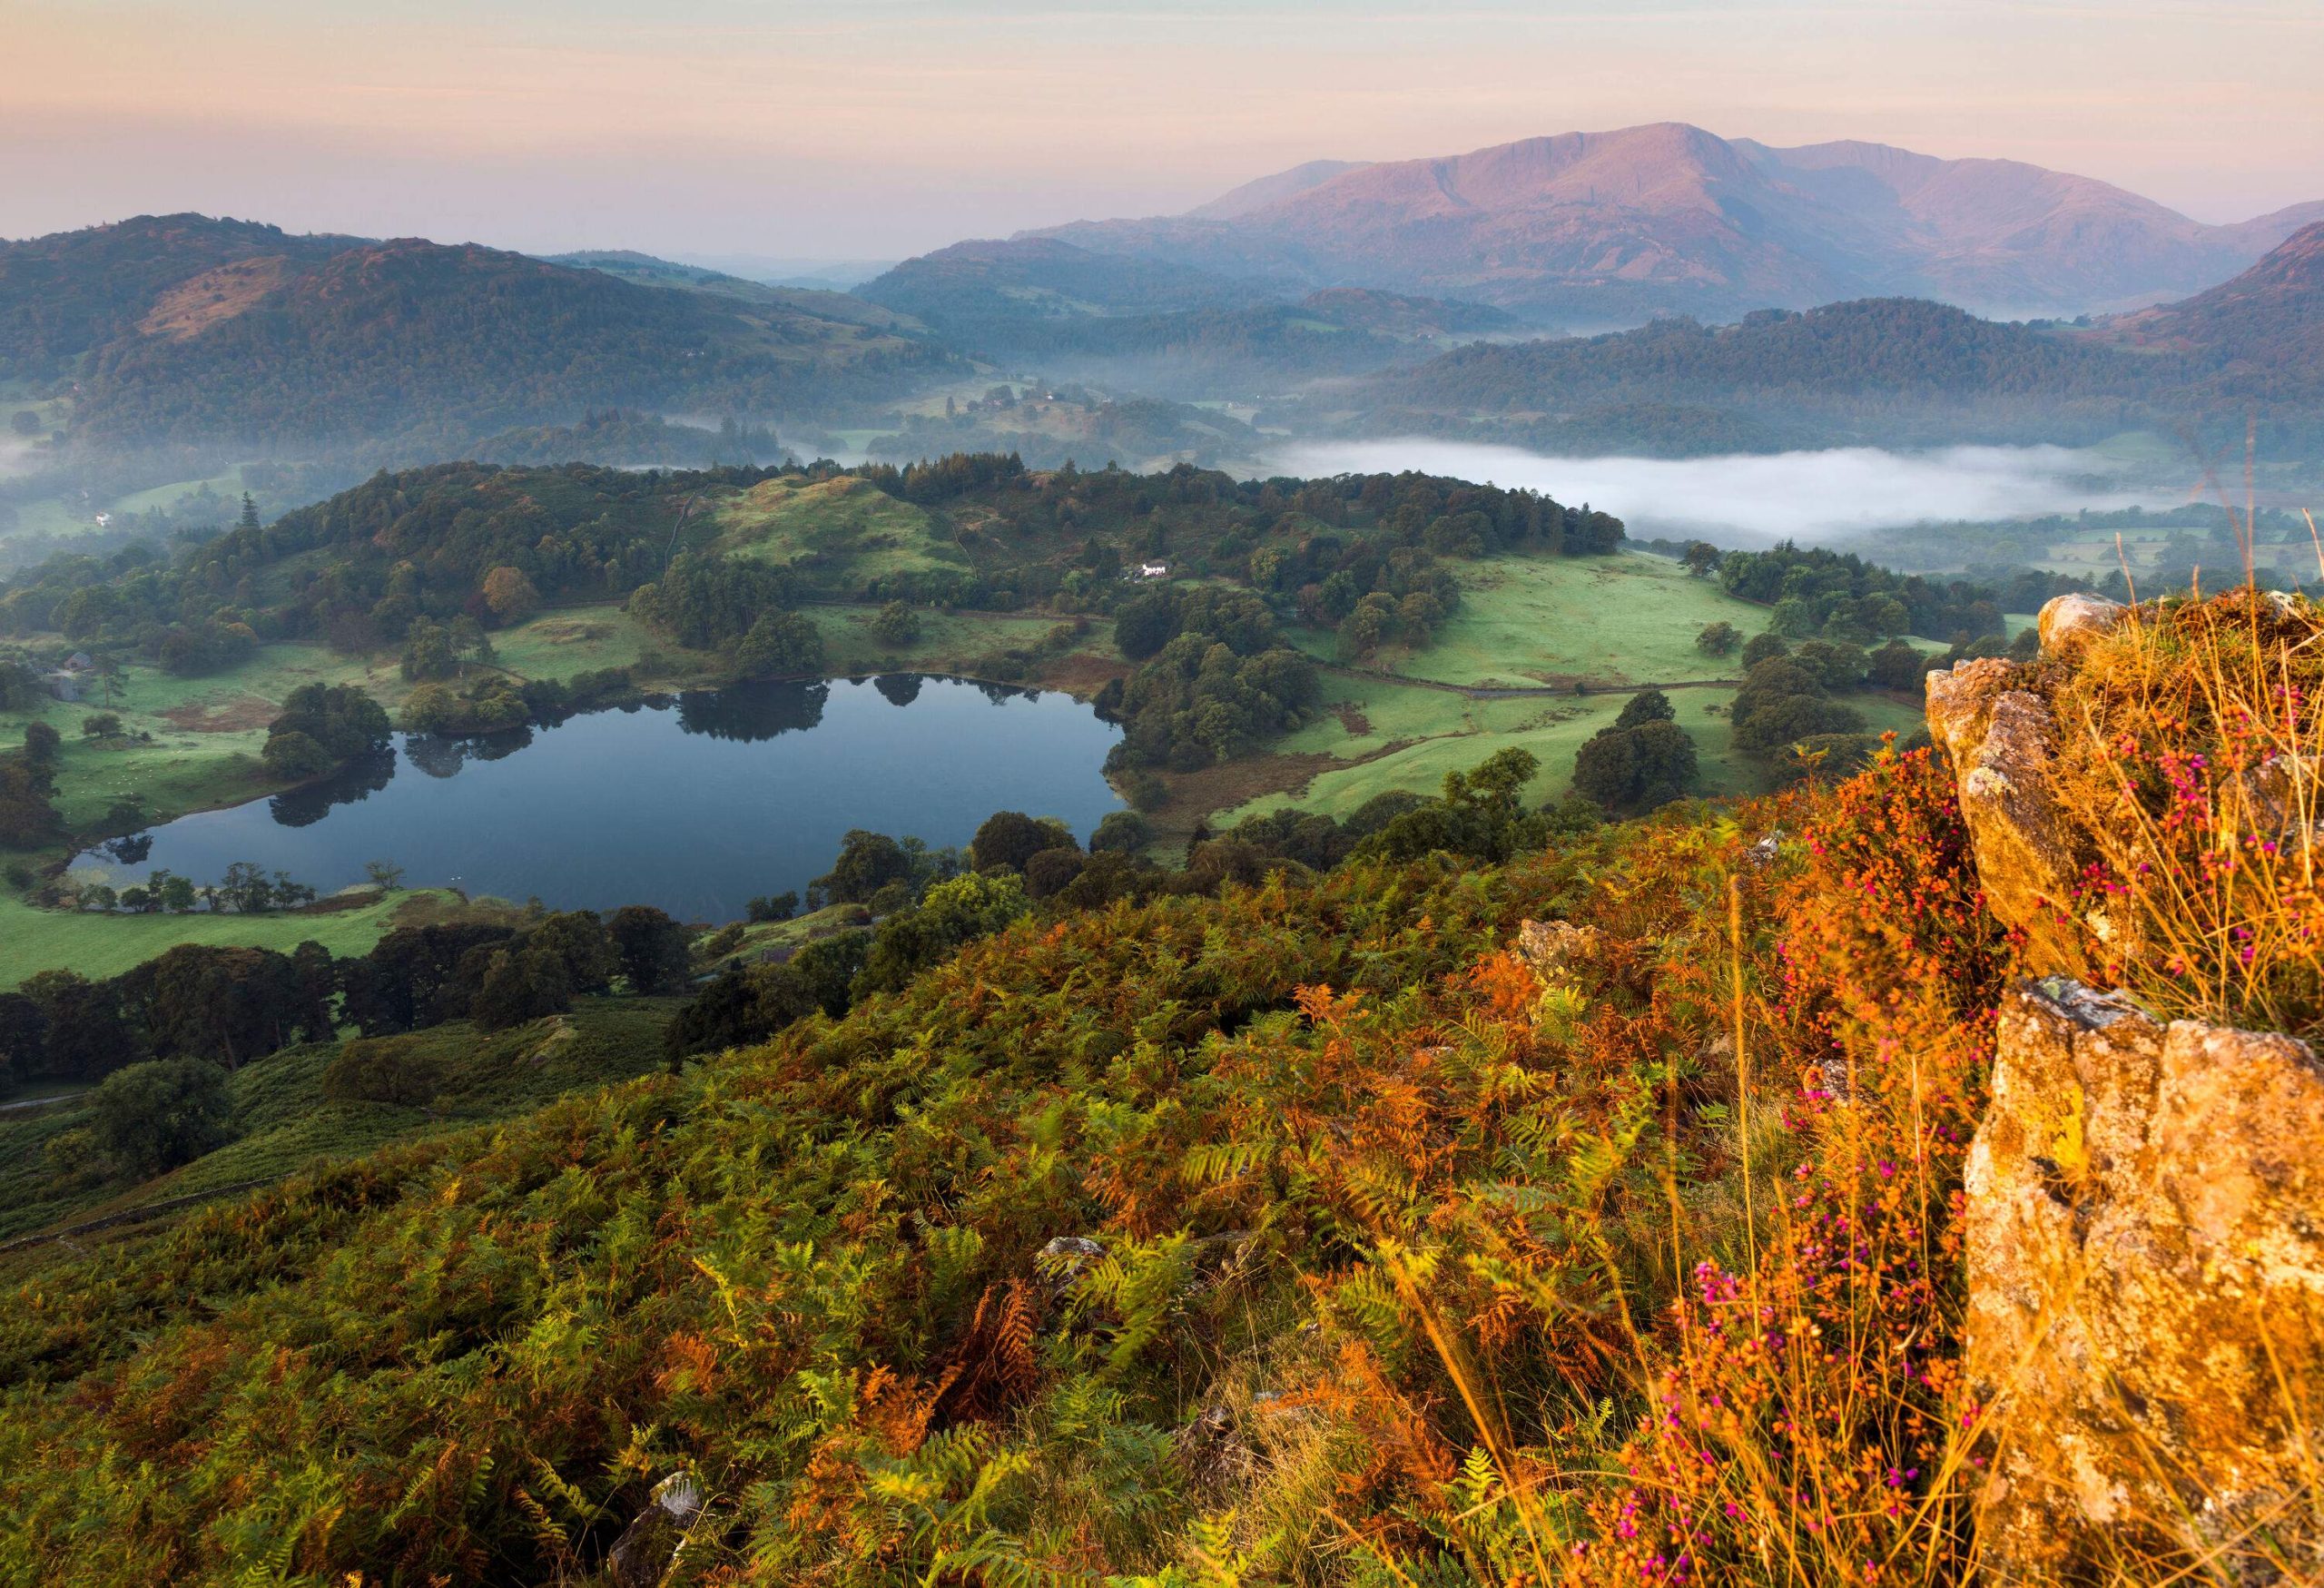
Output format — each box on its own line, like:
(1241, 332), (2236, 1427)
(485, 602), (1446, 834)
(259, 682), (390, 781)
(1727, 636), (1876, 768)
(1571, 689), (1701, 813)
(1100, 639), (1319, 774)
(1714, 542), (2015, 644)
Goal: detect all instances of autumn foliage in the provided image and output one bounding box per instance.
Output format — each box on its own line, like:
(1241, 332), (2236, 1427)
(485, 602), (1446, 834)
(0, 729), (2025, 1586)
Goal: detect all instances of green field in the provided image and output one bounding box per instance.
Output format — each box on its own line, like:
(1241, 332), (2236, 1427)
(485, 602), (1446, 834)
(1323, 548), (1774, 688)
(0, 996), (681, 1244)
(0, 887), (483, 991)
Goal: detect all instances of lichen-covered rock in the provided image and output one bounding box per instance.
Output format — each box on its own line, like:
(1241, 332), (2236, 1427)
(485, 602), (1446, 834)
(1515, 918), (1600, 982)
(1965, 980), (2324, 1582)
(1925, 658), (2087, 973)
(2036, 592), (2128, 661)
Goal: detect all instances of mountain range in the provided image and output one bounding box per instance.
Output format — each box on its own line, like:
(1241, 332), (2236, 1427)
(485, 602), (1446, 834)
(1021, 122), (2324, 324)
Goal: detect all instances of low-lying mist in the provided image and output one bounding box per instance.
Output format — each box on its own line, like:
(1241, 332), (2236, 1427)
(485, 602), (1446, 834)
(1260, 439), (2173, 544)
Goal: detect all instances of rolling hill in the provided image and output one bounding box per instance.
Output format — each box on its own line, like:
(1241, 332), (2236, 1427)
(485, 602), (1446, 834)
(1, 216), (954, 459)
(1023, 123), (2322, 324)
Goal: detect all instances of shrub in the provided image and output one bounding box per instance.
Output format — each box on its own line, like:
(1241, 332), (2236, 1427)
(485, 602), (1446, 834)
(1088, 810), (1152, 853)
(320, 1036), (446, 1107)
(86, 1058), (235, 1177)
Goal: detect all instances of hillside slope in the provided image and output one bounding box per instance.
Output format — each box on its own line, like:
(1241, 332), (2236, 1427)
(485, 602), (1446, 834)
(2, 217), (952, 458)
(2087, 219), (2324, 392)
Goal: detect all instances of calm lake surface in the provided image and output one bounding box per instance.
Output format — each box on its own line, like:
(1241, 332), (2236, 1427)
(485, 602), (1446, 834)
(71, 676), (1124, 921)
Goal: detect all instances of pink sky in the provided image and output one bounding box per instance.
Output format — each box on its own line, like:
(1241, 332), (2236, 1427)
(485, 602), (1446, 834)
(7, 1), (2320, 259)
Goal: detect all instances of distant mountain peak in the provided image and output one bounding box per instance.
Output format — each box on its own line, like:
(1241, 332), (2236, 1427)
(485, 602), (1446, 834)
(1021, 123), (2319, 324)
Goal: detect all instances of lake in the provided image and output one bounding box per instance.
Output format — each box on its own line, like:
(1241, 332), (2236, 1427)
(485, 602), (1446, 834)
(69, 676), (1125, 921)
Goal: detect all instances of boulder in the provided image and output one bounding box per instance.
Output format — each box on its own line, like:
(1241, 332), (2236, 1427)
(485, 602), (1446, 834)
(1925, 658), (2087, 974)
(1965, 980), (2324, 1582)
(1514, 919), (1601, 983)
(2035, 592), (2129, 662)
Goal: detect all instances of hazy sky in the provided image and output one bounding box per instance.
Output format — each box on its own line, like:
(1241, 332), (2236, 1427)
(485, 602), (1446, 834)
(7, 1), (2320, 261)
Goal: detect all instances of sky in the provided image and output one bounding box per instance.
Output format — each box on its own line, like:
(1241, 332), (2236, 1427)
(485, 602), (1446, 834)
(6, 1), (2320, 261)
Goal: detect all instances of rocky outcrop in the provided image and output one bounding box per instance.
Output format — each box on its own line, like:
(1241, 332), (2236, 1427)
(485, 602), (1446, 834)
(2034, 591), (2128, 662)
(1964, 981), (2324, 1582)
(1923, 606), (2324, 1578)
(1925, 656), (2088, 973)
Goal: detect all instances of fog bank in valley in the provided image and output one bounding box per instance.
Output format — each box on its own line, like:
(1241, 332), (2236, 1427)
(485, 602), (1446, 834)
(1260, 439), (2170, 545)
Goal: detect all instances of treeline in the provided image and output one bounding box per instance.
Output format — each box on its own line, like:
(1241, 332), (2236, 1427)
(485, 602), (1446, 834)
(1710, 540), (2083, 643)
(0, 902), (698, 1092)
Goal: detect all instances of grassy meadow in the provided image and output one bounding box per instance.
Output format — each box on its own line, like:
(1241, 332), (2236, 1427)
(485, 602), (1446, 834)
(1313, 547), (1775, 688)
(0, 887), (485, 990)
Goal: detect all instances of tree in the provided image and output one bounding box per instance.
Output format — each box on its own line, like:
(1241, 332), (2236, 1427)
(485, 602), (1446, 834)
(471, 947), (572, 1031)
(1573, 716), (1699, 814)
(1681, 540), (1721, 577)
(1088, 811), (1152, 853)
(1613, 688), (1675, 730)
(270, 683), (391, 768)
(365, 860), (406, 892)
(871, 600), (921, 646)
(607, 904), (693, 994)
(1696, 621), (1740, 657)
(811, 830), (912, 905)
(237, 492), (261, 533)
(123, 944), (324, 1066)
(8, 409), (39, 438)
(320, 1036), (445, 1106)
(526, 911), (617, 994)
(1868, 638), (1926, 692)
(21, 970), (138, 1081)
(971, 811), (1074, 873)
(852, 872), (1029, 997)
(401, 618), (458, 682)
(734, 611), (826, 677)
(80, 713), (123, 741)
(480, 566), (542, 625)
(88, 1059), (235, 1178)
(261, 730), (335, 780)
(23, 721), (61, 769)
(1739, 632), (1790, 669)
(745, 893), (799, 922)
(0, 738), (62, 850)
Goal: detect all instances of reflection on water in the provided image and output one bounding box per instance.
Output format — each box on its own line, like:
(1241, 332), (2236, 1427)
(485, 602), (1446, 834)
(68, 676), (1122, 922)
